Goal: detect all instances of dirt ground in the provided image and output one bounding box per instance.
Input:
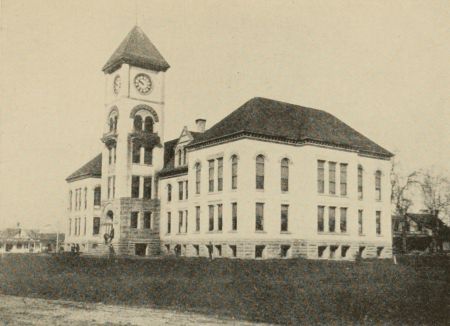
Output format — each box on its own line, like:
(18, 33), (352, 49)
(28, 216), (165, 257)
(0, 294), (263, 326)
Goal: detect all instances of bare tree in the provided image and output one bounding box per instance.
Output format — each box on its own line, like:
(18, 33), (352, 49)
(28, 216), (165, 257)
(416, 170), (450, 252)
(390, 159), (417, 253)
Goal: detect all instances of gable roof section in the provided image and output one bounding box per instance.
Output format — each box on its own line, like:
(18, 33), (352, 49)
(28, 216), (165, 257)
(189, 97), (393, 158)
(66, 154), (102, 182)
(160, 131), (203, 177)
(103, 26), (170, 74)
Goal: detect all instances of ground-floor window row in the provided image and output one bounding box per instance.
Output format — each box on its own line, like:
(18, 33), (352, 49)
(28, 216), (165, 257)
(163, 242), (390, 260)
(68, 217), (89, 236)
(165, 203), (291, 234)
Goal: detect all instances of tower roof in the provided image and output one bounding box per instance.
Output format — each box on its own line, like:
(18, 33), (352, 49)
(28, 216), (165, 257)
(102, 26), (170, 74)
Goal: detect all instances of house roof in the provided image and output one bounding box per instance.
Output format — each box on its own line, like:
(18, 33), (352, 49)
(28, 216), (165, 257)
(189, 97), (393, 158)
(66, 154), (102, 182)
(0, 228), (40, 240)
(102, 26), (170, 74)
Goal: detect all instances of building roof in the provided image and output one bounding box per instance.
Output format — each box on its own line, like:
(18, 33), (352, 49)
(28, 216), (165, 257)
(103, 26), (170, 74)
(0, 228), (40, 241)
(160, 131), (203, 177)
(189, 97), (393, 158)
(66, 154), (102, 182)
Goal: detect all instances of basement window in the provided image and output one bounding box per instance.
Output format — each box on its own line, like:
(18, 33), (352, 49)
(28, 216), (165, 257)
(229, 245), (237, 258)
(329, 245), (338, 259)
(341, 245), (350, 258)
(193, 245), (200, 256)
(377, 246), (384, 257)
(165, 244), (170, 253)
(359, 246), (366, 258)
(255, 245), (265, 259)
(280, 245), (291, 258)
(215, 245), (222, 257)
(318, 245), (327, 258)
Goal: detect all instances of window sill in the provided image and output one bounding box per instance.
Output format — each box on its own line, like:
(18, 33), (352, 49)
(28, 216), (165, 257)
(256, 188), (265, 192)
(228, 230), (238, 233)
(255, 230), (266, 234)
(206, 231), (223, 234)
(176, 233), (187, 235)
(280, 231), (291, 234)
(318, 232), (349, 236)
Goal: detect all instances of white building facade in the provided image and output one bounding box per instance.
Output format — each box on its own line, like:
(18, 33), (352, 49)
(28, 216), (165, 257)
(66, 26), (393, 260)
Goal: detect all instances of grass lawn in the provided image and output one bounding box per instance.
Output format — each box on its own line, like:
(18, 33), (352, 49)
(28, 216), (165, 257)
(0, 254), (448, 325)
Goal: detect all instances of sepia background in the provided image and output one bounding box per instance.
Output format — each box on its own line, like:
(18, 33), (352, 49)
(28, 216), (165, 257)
(0, 0), (449, 230)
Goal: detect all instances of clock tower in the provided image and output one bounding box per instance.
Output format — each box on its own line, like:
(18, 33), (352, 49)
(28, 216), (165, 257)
(100, 26), (170, 255)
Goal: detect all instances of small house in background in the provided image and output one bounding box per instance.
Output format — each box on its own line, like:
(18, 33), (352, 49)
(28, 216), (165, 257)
(0, 225), (41, 253)
(40, 233), (65, 253)
(392, 213), (450, 253)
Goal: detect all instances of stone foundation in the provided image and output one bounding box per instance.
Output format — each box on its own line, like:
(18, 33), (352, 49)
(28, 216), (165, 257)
(161, 239), (392, 260)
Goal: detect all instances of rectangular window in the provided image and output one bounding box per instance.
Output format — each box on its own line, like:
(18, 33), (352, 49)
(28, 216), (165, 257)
(132, 144), (141, 164)
(108, 148), (112, 165)
(318, 160), (325, 193)
(375, 172), (382, 201)
(167, 212), (171, 234)
(143, 212), (151, 229)
(178, 181), (183, 200)
(256, 203), (264, 231)
(130, 212), (138, 228)
(318, 206), (324, 232)
(256, 157), (264, 190)
(167, 184), (172, 202)
(358, 209), (363, 235)
(329, 207), (336, 232)
(185, 210), (188, 233)
(144, 147), (153, 165)
(84, 188), (87, 209)
(340, 207), (347, 233)
(231, 203), (237, 231)
(84, 216), (86, 235)
(208, 205), (214, 231)
(94, 187), (101, 206)
(195, 206), (200, 232)
(195, 165), (201, 194)
(281, 204), (289, 232)
(217, 158), (223, 191)
(131, 176), (140, 198)
(112, 176), (116, 199)
(178, 211), (183, 233)
(113, 146), (116, 164)
(69, 218), (72, 236)
(376, 211), (381, 235)
(208, 160), (214, 192)
(185, 181), (188, 199)
(93, 217), (100, 235)
(340, 163), (347, 196)
(230, 245), (237, 258)
(217, 204), (223, 231)
(329, 162), (336, 195)
(143, 177), (152, 199)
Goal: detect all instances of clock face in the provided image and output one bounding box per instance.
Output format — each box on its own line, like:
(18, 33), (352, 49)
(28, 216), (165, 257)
(113, 75), (121, 95)
(134, 73), (152, 95)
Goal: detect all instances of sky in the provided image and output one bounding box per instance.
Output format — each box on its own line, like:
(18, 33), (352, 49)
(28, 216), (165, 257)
(0, 0), (449, 230)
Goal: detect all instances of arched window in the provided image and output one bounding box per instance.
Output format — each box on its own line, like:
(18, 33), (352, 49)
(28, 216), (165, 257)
(358, 165), (363, 199)
(177, 149), (182, 166)
(195, 163), (201, 194)
(183, 148), (187, 165)
(281, 158), (289, 192)
(375, 170), (382, 200)
(134, 115), (143, 131)
(109, 118), (114, 132)
(256, 155), (265, 189)
(132, 143), (141, 164)
(114, 116), (118, 131)
(144, 116), (153, 133)
(231, 155), (238, 189)
(167, 184), (172, 202)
